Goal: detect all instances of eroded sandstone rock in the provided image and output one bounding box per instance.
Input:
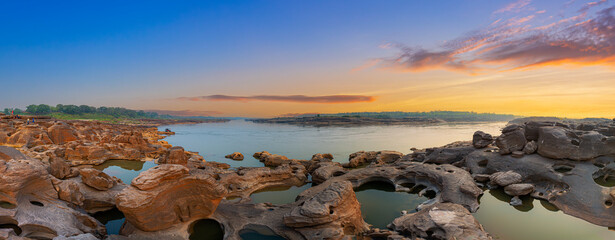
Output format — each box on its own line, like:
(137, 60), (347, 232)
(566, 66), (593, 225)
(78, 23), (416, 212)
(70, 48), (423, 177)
(225, 152), (244, 161)
(116, 164), (227, 232)
(284, 181), (369, 239)
(79, 168), (115, 191)
(389, 202), (490, 240)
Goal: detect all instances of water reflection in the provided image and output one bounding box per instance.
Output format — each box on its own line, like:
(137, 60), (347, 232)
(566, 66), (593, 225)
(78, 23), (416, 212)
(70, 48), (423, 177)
(239, 225), (286, 240)
(93, 160), (156, 184)
(91, 159), (156, 235)
(160, 120), (505, 168)
(250, 184), (311, 205)
(474, 189), (615, 240)
(92, 208), (125, 235)
(354, 181), (428, 229)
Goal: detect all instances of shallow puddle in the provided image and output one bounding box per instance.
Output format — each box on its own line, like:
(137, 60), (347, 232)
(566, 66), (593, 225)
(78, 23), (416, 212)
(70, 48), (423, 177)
(93, 159), (156, 184)
(474, 189), (615, 240)
(354, 181), (428, 229)
(249, 184), (312, 205)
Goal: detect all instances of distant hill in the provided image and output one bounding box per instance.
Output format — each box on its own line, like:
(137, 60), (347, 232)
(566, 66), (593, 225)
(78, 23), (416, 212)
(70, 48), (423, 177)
(292, 111), (517, 122)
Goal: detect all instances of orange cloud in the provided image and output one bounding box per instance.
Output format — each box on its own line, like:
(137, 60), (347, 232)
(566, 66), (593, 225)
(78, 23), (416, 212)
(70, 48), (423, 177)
(144, 109), (223, 116)
(177, 95), (376, 104)
(374, 3), (615, 74)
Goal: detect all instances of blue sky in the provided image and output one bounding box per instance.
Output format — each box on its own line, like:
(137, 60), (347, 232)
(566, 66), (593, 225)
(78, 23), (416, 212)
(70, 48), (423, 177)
(2, 0), (614, 117)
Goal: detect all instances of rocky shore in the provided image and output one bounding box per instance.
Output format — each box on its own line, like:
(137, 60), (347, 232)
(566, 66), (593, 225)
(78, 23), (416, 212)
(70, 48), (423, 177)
(248, 116), (445, 127)
(1, 116), (614, 239)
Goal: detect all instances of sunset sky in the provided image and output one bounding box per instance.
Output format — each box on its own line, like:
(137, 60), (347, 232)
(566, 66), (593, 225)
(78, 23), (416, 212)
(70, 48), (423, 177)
(1, 0), (614, 118)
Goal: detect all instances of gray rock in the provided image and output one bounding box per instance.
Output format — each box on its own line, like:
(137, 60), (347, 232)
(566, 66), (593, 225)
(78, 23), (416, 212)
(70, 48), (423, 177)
(389, 202), (491, 240)
(511, 151), (525, 158)
(510, 196), (523, 206)
(489, 171), (522, 186)
(537, 126), (615, 160)
(496, 127), (526, 155)
(504, 183), (534, 196)
(523, 141), (538, 154)
(472, 131), (493, 148)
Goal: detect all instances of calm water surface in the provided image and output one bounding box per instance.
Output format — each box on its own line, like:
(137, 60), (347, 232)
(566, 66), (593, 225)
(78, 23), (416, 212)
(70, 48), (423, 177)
(93, 120), (615, 239)
(159, 120), (504, 168)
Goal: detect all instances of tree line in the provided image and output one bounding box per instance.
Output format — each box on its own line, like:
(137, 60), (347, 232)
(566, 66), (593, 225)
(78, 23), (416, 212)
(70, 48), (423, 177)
(3, 104), (167, 119)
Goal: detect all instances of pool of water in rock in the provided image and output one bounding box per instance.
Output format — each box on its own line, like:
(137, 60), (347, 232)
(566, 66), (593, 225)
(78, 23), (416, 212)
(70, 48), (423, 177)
(92, 160), (157, 235)
(474, 189), (615, 240)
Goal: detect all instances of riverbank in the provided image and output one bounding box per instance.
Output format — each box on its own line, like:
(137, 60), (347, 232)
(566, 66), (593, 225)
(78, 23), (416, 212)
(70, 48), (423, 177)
(248, 116), (446, 126)
(0, 117), (614, 239)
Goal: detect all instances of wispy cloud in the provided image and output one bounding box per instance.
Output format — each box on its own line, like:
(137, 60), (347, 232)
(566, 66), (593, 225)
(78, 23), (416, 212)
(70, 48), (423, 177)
(494, 0), (532, 14)
(177, 95), (376, 104)
(371, 1), (615, 74)
(144, 109), (223, 116)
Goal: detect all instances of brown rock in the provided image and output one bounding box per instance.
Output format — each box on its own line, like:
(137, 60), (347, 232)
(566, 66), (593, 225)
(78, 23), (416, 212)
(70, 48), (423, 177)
(49, 157), (77, 179)
(225, 152), (244, 161)
(48, 122), (78, 144)
(158, 146), (188, 165)
(504, 183), (534, 196)
(79, 168), (115, 191)
(117, 164), (227, 232)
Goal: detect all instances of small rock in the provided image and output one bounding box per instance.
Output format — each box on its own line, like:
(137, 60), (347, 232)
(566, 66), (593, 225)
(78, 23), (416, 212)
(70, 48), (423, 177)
(225, 152), (244, 161)
(523, 141), (538, 154)
(79, 168), (115, 191)
(473, 174), (491, 182)
(504, 183), (534, 196)
(511, 151), (525, 158)
(510, 196), (523, 206)
(489, 171), (522, 187)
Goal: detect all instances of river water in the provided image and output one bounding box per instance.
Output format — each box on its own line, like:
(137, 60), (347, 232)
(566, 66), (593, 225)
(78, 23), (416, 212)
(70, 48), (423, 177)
(92, 120), (615, 239)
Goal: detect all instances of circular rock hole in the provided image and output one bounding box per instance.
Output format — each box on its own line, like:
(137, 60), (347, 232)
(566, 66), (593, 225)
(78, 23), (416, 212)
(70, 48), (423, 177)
(552, 164), (574, 173)
(606, 200), (613, 208)
(478, 159), (488, 168)
(189, 219), (223, 240)
(29, 201), (44, 207)
(593, 172), (615, 187)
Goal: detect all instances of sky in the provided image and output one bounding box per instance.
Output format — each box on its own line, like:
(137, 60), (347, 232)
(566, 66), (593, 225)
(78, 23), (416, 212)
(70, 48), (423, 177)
(1, 0), (614, 118)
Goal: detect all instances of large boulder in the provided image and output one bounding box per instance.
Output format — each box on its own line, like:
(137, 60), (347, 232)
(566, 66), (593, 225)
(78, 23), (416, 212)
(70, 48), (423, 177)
(537, 126), (615, 160)
(5, 125), (52, 147)
(116, 164), (227, 232)
(158, 146), (188, 165)
(389, 202), (490, 240)
(48, 157), (78, 179)
(496, 125), (526, 154)
(48, 122), (78, 145)
(79, 168), (115, 191)
(472, 131), (493, 148)
(284, 181), (369, 239)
